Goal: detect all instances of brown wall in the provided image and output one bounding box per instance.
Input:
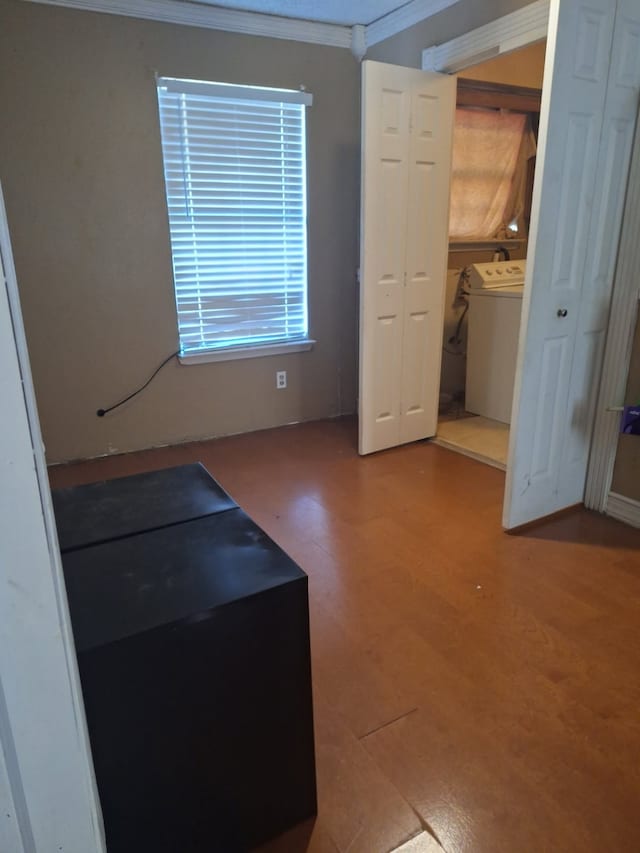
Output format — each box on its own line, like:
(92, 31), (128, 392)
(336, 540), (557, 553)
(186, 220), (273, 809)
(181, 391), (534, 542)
(0, 0), (360, 462)
(611, 318), (640, 501)
(459, 40), (546, 89)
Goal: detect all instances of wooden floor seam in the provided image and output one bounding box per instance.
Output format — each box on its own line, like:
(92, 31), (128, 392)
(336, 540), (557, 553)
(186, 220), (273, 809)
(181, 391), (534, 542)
(359, 708), (420, 740)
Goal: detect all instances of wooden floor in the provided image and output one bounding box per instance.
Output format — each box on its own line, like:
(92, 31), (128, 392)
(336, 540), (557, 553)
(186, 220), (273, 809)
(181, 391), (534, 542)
(49, 418), (640, 853)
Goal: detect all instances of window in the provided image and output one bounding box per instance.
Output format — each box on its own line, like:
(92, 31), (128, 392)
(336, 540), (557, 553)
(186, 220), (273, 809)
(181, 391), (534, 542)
(448, 107), (536, 241)
(156, 77), (313, 361)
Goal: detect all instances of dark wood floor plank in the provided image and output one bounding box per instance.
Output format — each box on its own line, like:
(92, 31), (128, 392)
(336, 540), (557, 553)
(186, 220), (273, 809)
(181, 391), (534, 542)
(310, 597), (418, 739)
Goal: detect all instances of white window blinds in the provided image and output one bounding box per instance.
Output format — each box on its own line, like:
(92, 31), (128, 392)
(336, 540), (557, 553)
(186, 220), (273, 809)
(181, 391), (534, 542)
(157, 77), (312, 356)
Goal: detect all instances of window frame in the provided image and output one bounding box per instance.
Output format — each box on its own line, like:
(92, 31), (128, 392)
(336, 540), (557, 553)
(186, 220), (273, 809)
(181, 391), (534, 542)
(448, 78), (541, 249)
(156, 76), (315, 364)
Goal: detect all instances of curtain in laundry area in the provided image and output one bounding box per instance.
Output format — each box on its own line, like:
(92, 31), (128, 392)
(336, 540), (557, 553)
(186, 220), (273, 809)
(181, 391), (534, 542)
(449, 108), (536, 240)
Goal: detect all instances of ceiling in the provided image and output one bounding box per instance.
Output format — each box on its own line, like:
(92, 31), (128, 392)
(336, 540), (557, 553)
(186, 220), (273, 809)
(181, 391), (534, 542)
(189, 0), (415, 27)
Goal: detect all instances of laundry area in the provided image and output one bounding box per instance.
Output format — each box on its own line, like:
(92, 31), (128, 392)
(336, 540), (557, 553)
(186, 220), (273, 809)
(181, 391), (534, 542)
(435, 42), (545, 470)
(437, 260), (526, 469)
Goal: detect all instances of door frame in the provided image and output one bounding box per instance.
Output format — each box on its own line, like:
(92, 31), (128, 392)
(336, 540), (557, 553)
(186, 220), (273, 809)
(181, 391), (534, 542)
(422, 0), (549, 75)
(0, 184), (105, 853)
(1, 1), (638, 845)
(420, 0), (640, 527)
(358, 4), (549, 459)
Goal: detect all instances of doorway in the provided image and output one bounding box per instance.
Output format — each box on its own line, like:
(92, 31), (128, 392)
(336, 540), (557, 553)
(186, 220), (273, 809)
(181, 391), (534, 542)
(358, 0), (640, 529)
(434, 41), (545, 471)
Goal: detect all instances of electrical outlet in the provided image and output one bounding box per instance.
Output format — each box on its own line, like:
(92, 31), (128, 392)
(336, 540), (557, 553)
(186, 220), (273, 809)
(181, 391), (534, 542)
(276, 370), (287, 389)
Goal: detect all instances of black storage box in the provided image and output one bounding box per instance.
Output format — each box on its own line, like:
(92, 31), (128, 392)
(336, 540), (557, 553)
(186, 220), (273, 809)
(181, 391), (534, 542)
(54, 465), (316, 852)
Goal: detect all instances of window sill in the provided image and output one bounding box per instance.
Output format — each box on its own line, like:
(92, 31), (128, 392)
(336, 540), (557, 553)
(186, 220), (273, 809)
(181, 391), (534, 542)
(179, 338), (316, 365)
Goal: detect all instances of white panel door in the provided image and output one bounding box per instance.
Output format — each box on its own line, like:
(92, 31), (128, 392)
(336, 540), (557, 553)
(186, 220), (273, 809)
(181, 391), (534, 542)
(504, 0), (639, 528)
(359, 60), (455, 455)
(560, 0), (640, 508)
(400, 73), (456, 445)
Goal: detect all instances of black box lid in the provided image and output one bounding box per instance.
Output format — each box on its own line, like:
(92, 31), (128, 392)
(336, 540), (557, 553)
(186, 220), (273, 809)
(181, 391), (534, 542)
(53, 463), (236, 552)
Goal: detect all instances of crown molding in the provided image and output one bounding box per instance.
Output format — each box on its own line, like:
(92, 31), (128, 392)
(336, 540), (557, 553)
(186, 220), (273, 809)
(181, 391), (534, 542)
(22, 0), (353, 49)
(351, 24), (366, 61)
(422, 0), (549, 73)
(22, 0), (547, 60)
(366, 0), (458, 49)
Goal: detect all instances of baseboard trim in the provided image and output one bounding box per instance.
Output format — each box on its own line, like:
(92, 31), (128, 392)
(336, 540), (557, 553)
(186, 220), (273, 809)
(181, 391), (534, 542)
(606, 492), (640, 528)
(46, 412), (356, 467)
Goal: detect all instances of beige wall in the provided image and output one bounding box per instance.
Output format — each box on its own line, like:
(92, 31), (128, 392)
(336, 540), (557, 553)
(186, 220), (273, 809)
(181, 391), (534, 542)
(0, 0), (360, 462)
(367, 0), (535, 68)
(611, 319), (640, 502)
(460, 40), (546, 89)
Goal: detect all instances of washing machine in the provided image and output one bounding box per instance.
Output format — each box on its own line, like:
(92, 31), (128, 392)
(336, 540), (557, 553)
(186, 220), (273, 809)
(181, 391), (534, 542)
(465, 260), (526, 425)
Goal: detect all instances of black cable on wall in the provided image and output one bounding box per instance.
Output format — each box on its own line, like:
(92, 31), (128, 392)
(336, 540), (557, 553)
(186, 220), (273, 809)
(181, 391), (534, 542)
(96, 350), (179, 417)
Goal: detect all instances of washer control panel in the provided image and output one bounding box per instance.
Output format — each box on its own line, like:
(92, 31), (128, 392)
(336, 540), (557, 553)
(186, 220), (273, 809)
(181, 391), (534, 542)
(468, 259), (526, 289)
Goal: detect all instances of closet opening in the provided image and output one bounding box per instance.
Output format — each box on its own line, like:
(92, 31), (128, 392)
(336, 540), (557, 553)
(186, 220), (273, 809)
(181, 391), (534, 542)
(434, 42), (545, 470)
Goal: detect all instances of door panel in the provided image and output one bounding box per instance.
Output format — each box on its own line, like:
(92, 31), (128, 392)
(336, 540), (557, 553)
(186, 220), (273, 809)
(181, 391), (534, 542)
(372, 313), (403, 431)
(401, 309), (429, 420)
(401, 74), (455, 445)
(556, 0), (640, 511)
(529, 335), (570, 480)
(360, 62), (411, 454)
(503, 0), (640, 527)
(359, 60), (455, 455)
(549, 113), (595, 291)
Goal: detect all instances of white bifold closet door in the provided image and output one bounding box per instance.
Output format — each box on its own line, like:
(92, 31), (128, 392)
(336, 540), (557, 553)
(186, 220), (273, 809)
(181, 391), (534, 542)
(504, 0), (640, 529)
(359, 60), (455, 456)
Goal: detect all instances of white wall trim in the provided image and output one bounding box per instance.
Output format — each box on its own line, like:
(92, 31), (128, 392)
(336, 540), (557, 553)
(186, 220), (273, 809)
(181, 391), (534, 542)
(179, 337), (315, 365)
(351, 24), (367, 61)
(585, 108), (640, 513)
(606, 492), (640, 528)
(365, 0), (459, 49)
(23, 0), (529, 57)
(22, 0), (353, 49)
(422, 0), (550, 73)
